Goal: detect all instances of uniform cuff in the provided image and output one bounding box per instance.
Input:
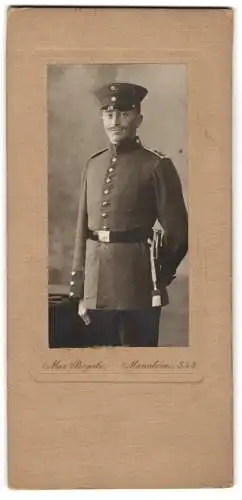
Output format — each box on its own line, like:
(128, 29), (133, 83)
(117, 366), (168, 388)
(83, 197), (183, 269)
(68, 270), (84, 299)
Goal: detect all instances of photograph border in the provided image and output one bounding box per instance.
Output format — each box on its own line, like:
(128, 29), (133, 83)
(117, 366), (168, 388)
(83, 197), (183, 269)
(47, 61), (189, 350)
(26, 48), (208, 383)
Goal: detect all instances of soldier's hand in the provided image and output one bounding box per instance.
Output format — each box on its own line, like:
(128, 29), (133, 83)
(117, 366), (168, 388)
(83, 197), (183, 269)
(166, 274), (176, 286)
(160, 270), (176, 287)
(78, 300), (91, 326)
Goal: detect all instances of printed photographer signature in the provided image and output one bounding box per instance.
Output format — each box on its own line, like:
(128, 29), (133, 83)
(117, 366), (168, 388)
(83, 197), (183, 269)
(42, 359), (197, 372)
(42, 360), (106, 371)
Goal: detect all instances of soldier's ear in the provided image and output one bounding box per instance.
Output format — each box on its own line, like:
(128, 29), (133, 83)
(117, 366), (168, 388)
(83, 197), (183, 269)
(136, 113), (143, 128)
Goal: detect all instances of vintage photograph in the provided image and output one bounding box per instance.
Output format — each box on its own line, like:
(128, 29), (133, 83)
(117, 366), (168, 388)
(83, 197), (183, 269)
(48, 64), (188, 348)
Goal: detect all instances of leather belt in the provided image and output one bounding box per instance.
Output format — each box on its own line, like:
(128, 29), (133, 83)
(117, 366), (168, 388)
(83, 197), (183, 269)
(87, 228), (152, 243)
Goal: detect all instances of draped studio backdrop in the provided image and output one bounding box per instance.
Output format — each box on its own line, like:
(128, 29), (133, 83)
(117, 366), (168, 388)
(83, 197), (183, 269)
(47, 64), (188, 346)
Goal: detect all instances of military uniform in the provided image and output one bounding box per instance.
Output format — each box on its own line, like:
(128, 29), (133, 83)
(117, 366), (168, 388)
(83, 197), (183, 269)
(69, 83), (188, 346)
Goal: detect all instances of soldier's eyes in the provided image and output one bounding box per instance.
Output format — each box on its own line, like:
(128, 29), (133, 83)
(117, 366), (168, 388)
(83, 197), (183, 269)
(103, 111), (130, 119)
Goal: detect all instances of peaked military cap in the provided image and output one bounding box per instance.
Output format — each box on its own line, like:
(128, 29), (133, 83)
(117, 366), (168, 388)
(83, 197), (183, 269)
(94, 82), (148, 111)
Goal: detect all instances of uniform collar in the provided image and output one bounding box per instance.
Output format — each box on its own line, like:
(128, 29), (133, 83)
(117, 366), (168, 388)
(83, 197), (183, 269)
(109, 136), (142, 155)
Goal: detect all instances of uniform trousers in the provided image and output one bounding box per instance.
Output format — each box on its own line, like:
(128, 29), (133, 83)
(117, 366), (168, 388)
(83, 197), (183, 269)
(87, 308), (161, 347)
(49, 299), (161, 348)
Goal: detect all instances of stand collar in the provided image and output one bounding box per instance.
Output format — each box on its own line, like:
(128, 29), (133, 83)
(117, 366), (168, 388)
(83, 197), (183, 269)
(109, 136), (142, 155)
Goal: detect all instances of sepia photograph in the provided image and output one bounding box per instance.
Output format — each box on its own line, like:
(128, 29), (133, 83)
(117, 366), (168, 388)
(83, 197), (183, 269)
(6, 7), (233, 488)
(48, 64), (188, 348)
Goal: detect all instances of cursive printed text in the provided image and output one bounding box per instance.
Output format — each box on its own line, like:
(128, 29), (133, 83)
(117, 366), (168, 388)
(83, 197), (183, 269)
(122, 359), (197, 370)
(42, 359), (106, 372)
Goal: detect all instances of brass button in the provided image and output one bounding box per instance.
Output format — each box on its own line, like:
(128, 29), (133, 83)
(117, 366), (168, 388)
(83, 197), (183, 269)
(101, 212), (108, 218)
(102, 200), (108, 207)
(105, 177), (111, 184)
(71, 271), (76, 276)
(70, 281), (74, 286)
(104, 188), (110, 195)
(102, 225), (108, 230)
(111, 157), (117, 163)
(108, 167), (114, 173)
(69, 292), (74, 297)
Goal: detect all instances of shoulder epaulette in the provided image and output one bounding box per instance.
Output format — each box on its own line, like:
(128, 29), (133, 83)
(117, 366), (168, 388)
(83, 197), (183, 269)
(143, 147), (168, 160)
(89, 148), (108, 160)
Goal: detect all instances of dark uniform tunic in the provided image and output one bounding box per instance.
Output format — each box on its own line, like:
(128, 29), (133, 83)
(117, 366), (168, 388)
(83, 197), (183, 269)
(69, 136), (188, 319)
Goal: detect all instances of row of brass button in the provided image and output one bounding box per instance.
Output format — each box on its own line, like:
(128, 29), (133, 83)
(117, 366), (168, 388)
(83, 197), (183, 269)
(69, 270), (77, 297)
(101, 156), (117, 229)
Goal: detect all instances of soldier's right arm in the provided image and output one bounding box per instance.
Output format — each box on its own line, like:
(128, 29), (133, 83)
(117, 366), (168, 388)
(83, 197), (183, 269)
(152, 155), (188, 285)
(68, 164), (88, 300)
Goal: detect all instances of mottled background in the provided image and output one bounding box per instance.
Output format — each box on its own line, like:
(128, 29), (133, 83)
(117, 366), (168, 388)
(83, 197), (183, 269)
(48, 64), (189, 346)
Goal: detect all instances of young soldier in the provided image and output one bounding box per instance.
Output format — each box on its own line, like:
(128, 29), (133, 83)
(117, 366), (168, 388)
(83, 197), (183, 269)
(69, 82), (188, 346)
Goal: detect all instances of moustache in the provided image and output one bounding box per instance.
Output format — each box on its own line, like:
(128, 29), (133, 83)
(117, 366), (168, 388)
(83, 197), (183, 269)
(108, 128), (123, 132)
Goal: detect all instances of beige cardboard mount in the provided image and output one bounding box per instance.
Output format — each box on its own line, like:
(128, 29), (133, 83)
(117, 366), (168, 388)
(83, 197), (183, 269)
(7, 7), (233, 489)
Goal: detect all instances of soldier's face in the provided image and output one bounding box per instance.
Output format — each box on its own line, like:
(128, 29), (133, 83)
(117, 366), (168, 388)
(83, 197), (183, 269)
(101, 108), (143, 144)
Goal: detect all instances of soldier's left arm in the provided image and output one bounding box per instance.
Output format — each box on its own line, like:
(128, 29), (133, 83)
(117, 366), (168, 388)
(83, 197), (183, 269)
(152, 156), (188, 284)
(68, 163), (88, 300)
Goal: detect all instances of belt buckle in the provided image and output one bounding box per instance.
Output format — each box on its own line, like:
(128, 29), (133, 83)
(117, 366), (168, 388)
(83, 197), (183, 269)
(98, 230), (110, 243)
